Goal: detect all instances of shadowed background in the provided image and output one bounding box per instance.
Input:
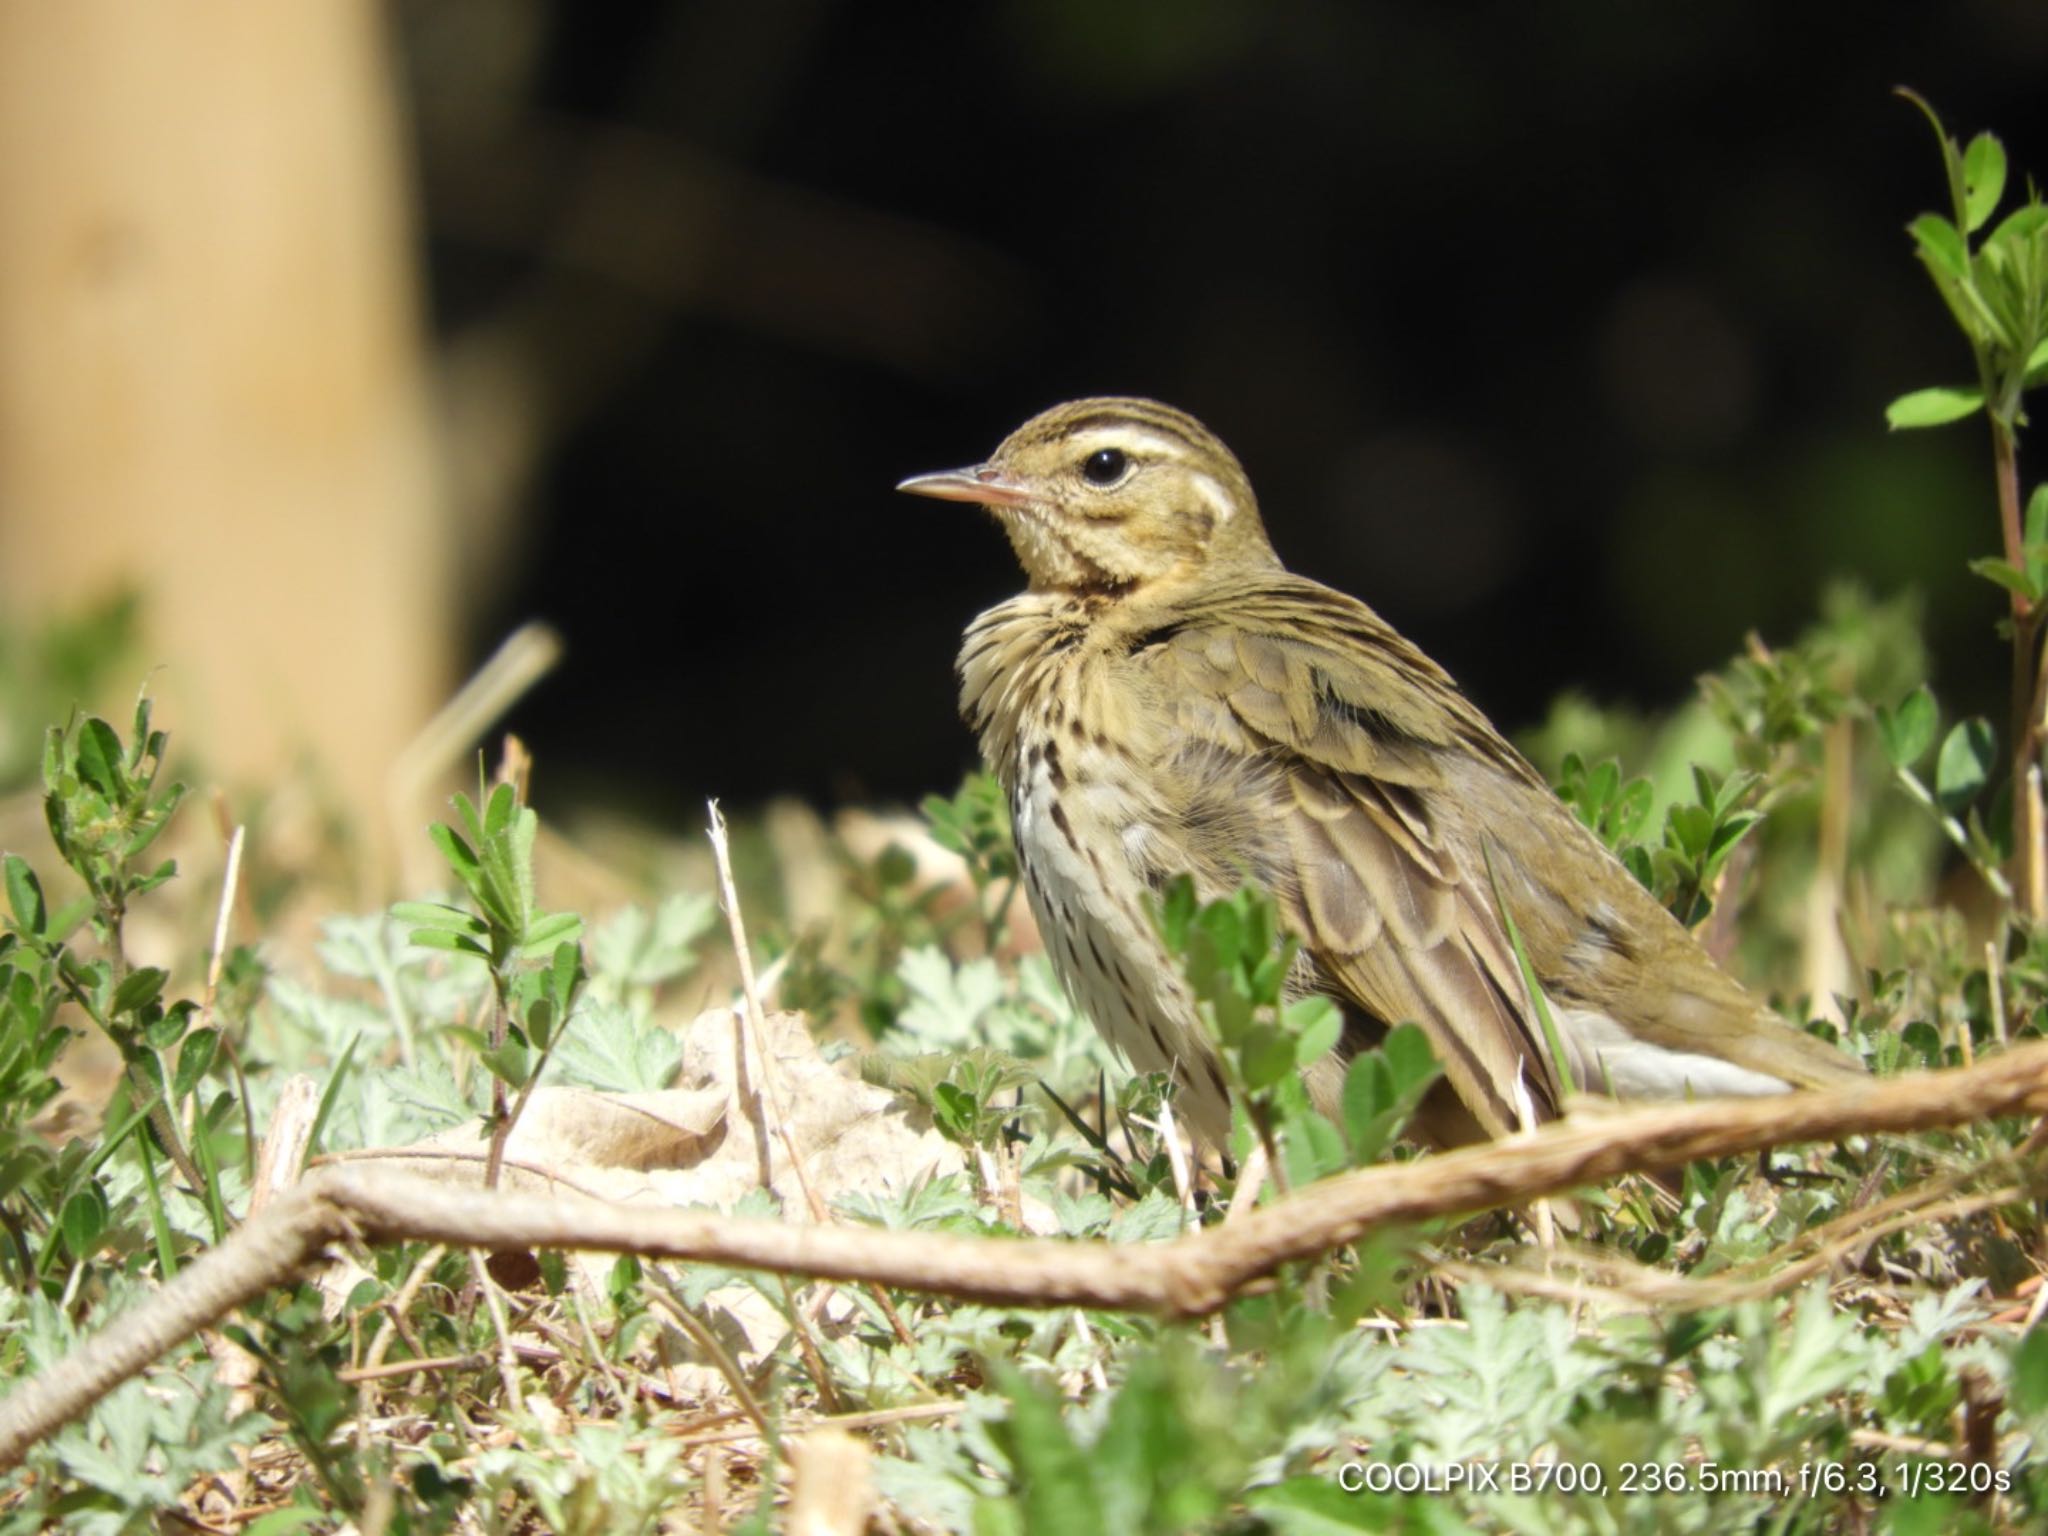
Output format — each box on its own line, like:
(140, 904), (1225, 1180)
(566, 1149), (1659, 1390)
(5, 0), (2046, 846)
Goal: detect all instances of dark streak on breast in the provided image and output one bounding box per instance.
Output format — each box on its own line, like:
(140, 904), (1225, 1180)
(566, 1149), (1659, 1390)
(1050, 798), (1079, 851)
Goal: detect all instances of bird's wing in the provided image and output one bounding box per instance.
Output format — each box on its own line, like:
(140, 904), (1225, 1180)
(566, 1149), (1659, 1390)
(1134, 577), (1562, 1138)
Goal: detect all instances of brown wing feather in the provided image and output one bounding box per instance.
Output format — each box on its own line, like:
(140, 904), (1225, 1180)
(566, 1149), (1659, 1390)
(1144, 581), (1564, 1138)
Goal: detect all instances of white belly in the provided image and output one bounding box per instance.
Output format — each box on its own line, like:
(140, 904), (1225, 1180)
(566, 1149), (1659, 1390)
(1558, 1009), (1792, 1099)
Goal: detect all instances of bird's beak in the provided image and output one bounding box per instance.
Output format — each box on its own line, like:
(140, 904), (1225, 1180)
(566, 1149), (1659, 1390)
(895, 464), (1032, 507)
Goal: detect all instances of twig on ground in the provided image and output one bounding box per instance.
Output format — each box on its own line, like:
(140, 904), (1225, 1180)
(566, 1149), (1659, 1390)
(643, 1270), (773, 1437)
(1435, 1184), (2026, 1312)
(706, 801), (919, 1354)
(386, 622), (563, 890)
(467, 1250), (525, 1415)
(708, 801), (828, 1226)
(1157, 1097), (1195, 1222)
(10, 1043), (2048, 1467)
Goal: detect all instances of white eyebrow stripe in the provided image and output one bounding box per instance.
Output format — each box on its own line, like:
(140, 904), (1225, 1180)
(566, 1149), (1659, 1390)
(1188, 468), (1235, 523)
(1067, 426), (1191, 461)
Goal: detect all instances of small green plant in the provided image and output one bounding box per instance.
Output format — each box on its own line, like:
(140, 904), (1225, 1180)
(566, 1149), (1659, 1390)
(394, 774), (587, 1186)
(1555, 753), (1765, 927)
(922, 771), (1022, 953)
(1878, 683), (2008, 898)
(1888, 90), (2048, 918)
(1, 696), (229, 1284)
(1151, 877), (1440, 1191)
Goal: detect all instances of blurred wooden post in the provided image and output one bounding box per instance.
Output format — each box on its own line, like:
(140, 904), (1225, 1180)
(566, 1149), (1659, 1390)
(0, 2), (450, 852)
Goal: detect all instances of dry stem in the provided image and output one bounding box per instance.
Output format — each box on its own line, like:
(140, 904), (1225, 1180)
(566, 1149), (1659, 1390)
(7, 1043), (2048, 1469)
(706, 800), (919, 1355)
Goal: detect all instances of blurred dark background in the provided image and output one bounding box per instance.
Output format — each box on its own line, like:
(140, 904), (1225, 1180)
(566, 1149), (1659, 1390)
(402, 0), (2048, 821)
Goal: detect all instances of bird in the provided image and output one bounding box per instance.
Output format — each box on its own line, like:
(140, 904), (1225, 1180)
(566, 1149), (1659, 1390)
(897, 397), (1866, 1148)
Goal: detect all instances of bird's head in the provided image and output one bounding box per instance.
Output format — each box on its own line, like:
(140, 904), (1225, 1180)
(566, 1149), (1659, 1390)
(898, 397), (1281, 595)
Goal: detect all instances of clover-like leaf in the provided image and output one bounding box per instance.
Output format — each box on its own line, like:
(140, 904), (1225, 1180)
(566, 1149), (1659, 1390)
(1877, 686), (1939, 769)
(1962, 131), (2007, 233)
(1886, 385), (1985, 430)
(1935, 718), (1996, 815)
(3, 854), (46, 939)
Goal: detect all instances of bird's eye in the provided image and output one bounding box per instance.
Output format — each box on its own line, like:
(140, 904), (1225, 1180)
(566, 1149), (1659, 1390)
(1082, 447), (1128, 486)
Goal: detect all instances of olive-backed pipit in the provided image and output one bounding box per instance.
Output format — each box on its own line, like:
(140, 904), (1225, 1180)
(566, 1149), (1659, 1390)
(899, 397), (1865, 1146)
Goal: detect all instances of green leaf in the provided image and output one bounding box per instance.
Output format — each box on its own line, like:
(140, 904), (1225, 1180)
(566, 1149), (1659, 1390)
(144, 998), (194, 1050)
(1382, 1022), (1440, 1099)
(1908, 212), (1969, 280)
(523, 997), (555, 1051)
(1341, 1054), (1394, 1153)
(427, 822), (483, 888)
(483, 780), (517, 840)
(932, 1080), (976, 1143)
(1934, 717), (1996, 814)
(986, 1368), (1100, 1534)
(306, 1034), (362, 1159)
(1239, 1023), (1294, 1091)
(40, 723), (64, 800)
(131, 857), (179, 899)
(172, 1026), (221, 1102)
(1286, 1101), (1348, 1188)
(1969, 556), (2045, 601)
(2028, 483), (2048, 547)
(1248, 951), (1290, 1002)
(245, 1510), (331, 1536)
(59, 1180), (110, 1258)
(1154, 875), (1198, 951)
(1248, 1475), (1397, 1531)
(125, 795), (184, 860)
(548, 999), (681, 1093)
(110, 965), (168, 1017)
(876, 842), (918, 889)
(1885, 384), (1985, 429)
(1878, 686), (1940, 768)
(1242, 892), (1276, 969)
(1206, 986), (1252, 1047)
(1287, 996), (1342, 1065)
(75, 717), (127, 799)
(407, 928), (490, 958)
(2014, 1326), (2048, 1416)
(550, 940), (583, 1011)
(452, 788), (486, 849)
(391, 900), (483, 934)
(1990, 200), (2048, 246)
(483, 1033), (530, 1088)
(2028, 335), (2048, 386)
(1962, 132), (2007, 232)
(1339, 1026), (1442, 1168)
(4, 854), (46, 937)
(1665, 803), (1714, 862)
(1196, 900), (1244, 974)
(1481, 839), (1574, 1098)
(1704, 811), (1763, 868)
(520, 909), (583, 957)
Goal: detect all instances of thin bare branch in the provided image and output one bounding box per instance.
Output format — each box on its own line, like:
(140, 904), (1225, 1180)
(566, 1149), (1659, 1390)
(7, 1043), (2048, 1468)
